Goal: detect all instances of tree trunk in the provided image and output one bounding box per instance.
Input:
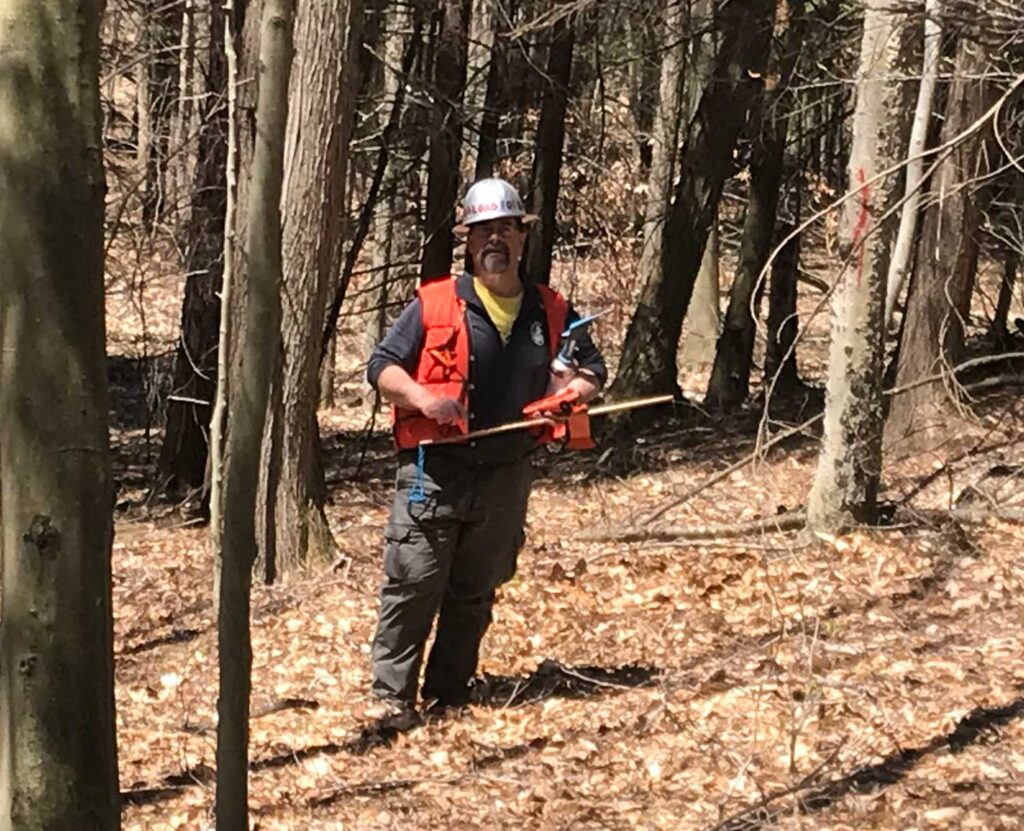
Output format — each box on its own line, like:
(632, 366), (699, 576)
(885, 38), (995, 450)
(627, 10), (660, 172)
(705, 0), (803, 409)
(210, 0), (240, 586)
(991, 251), (1018, 345)
(473, 0), (516, 179)
(631, 0), (688, 377)
(167, 0), (208, 235)
(215, 0), (294, 826)
(0, 2), (120, 828)
(523, 13), (575, 285)
(137, 0), (185, 229)
(263, 0), (364, 576)
(420, 0), (471, 282)
(365, 1), (424, 356)
(611, 0), (774, 399)
(763, 217), (803, 402)
(464, 0), (495, 175)
(884, 0), (942, 325)
(806, 0), (914, 533)
(156, 0), (229, 503)
(680, 219), (720, 367)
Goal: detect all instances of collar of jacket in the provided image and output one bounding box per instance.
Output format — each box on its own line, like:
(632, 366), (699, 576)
(455, 271), (543, 317)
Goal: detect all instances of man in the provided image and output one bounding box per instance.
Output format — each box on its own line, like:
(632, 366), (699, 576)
(366, 177), (606, 718)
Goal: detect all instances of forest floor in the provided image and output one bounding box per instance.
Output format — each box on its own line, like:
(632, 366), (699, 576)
(106, 255), (1024, 830)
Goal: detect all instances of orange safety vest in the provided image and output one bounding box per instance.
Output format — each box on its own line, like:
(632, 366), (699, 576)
(393, 276), (569, 449)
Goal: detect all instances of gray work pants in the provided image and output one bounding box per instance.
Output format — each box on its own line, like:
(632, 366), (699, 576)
(371, 450), (533, 706)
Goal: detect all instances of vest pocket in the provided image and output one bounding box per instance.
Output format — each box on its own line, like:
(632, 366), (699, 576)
(422, 325), (462, 382)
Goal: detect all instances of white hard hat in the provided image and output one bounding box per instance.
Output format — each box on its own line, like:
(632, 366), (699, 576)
(455, 177), (536, 232)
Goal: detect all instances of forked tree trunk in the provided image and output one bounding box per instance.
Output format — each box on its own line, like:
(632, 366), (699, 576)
(885, 38), (995, 449)
(0, 1), (120, 828)
(215, 0), (294, 825)
(523, 13), (575, 285)
(806, 0), (914, 532)
(611, 0), (774, 398)
(420, 0), (471, 282)
(705, 0), (803, 409)
(263, 0), (364, 576)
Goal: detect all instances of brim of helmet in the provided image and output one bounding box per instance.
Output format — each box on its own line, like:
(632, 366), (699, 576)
(454, 213), (539, 236)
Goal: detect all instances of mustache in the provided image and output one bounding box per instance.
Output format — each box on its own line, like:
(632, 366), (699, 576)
(483, 243), (509, 256)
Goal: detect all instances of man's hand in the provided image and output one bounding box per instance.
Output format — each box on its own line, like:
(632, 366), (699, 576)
(545, 369), (600, 403)
(376, 365), (467, 426)
(419, 395), (468, 426)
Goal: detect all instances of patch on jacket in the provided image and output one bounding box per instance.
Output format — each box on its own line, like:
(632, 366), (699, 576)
(530, 320), (545, 347)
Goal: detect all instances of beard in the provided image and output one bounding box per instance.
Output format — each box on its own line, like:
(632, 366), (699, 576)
(479, 244), (511, 275)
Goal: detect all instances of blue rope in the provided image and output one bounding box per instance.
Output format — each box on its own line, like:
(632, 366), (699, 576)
(408, 444), (427, 503)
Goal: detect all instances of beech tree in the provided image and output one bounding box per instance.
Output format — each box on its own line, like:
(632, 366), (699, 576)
(806, 0), (914, 532)
(0, 1), (120, 827)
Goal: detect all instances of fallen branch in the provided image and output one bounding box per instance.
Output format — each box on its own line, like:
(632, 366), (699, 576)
(586, 510), (806, 544)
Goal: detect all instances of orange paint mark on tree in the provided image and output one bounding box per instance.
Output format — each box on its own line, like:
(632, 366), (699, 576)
(851, 167), (872, 288)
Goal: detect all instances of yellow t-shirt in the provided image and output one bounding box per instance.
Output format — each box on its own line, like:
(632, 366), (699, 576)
(474, 278), (523, 344)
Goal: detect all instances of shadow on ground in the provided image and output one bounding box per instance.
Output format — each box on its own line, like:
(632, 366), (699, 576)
(120, 659), (659, 809)
(709, 692), (1024, 831)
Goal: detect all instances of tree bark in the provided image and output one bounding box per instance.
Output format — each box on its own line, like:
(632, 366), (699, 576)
(0, 1), (120, 828)
(611, 0), (774, 399)
(263, 0), (364, 576)
(137, 0), (185, 229)
(885, 38), (995, 450)
(156, 0), (229, 502)
(215, 0), (294, 826)
(705, 0), (803, 409)
(680, 219), (720, 367)
(420, 0), (471, 282)
(631, 0), (688, 377)
(884, 0), (942, 325)
(523, 13), (575, 285)
(763, 217), (803, 402)
(210, 0), (240, 585)
(990, 251), (1018, 345)
(806, 0), (914, 533)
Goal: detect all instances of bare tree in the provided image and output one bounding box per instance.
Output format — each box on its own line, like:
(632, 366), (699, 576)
(156, 0), (229, 502)
(806, 0), (914, 532)
(261, 0), (365, 576)
(884, 0), (943, 324)
(0, 1), (120, 827)
(705, 0), (804, 409)
(885, 36), (996, 448)
(215, 0), (294, 825)
(420, 0), (471, 282)
(523, 12), (575, 284)
(611, 0), (775, 398)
